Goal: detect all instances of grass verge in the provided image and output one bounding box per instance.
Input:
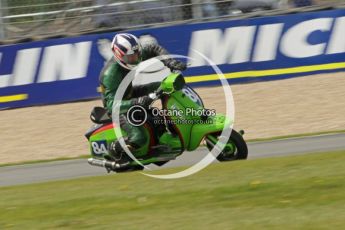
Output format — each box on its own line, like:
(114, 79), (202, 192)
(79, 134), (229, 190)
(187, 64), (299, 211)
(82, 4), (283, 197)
(0, 150), (344, 229)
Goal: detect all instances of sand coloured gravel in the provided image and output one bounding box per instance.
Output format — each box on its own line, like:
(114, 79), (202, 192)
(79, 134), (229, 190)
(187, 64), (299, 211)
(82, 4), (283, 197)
(0, 72), (344, 164)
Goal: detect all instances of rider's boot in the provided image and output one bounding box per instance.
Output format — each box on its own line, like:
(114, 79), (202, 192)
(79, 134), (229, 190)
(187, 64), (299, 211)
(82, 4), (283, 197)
(108, 140), (136, 165)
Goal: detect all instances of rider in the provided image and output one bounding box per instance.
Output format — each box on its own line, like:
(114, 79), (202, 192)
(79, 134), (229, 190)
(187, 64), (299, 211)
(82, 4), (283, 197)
(99, 33), (186, 162)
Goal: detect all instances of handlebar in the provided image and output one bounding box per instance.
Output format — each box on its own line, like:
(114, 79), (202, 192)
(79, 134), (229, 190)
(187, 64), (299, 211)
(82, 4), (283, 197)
(172, 69), (182, 74)
(148, 92), (158, 100)
(149, 68), (186, 101)
(148, 88), (163, 101)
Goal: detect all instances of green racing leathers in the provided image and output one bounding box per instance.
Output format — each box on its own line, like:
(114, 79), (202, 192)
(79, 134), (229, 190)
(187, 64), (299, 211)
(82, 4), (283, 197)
(99, 44), (181, 158)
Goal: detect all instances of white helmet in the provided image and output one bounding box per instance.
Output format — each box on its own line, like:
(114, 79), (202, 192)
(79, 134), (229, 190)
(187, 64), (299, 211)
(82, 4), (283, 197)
(111, 33), (142, 70)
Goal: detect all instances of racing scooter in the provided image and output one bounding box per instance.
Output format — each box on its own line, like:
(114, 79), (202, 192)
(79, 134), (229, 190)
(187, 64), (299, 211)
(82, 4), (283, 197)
(85, 65), (248, 172)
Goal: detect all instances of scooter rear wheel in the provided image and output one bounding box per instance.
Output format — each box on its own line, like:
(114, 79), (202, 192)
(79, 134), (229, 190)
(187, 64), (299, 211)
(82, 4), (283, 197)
(206, 130), (248, 161)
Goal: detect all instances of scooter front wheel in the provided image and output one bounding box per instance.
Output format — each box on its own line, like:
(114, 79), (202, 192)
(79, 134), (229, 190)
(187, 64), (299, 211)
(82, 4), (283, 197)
(206, 130), (248, 161)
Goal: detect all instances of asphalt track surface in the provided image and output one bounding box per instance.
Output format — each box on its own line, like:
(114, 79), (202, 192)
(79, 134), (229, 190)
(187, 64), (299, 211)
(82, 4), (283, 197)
(1, 133), (345, 187)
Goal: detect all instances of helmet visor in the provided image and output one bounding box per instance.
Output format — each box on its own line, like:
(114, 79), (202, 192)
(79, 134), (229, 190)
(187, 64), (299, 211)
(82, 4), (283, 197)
(123, 53), (141, 65)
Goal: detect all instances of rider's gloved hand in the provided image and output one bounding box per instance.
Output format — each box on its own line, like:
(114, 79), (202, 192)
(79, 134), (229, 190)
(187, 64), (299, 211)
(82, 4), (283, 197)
(132, 96), (154, 108)
(165, 59), (187, 71)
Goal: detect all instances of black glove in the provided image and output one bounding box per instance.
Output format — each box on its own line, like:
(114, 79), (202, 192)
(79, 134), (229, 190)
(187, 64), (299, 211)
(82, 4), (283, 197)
(132, 96), (153, 108)
(165, 59), (187, 71)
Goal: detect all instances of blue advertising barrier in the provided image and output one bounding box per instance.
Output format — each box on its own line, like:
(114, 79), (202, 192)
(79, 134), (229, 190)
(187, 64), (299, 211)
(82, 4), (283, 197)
(0, 9), (345, 109)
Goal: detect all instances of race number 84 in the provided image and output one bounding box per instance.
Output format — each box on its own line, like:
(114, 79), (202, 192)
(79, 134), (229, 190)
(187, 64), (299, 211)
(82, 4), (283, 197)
(91, 141), (107, 155)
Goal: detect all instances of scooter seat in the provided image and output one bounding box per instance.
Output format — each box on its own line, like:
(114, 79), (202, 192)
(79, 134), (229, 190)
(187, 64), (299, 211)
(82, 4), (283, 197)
(90, 107), (112, 124)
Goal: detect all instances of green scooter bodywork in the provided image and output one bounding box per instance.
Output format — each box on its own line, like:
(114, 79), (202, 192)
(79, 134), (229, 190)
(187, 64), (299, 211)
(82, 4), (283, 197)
(87, 72), (233, 166)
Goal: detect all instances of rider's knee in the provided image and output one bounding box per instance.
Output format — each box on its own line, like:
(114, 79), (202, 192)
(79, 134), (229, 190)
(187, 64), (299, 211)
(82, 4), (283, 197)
(131, 130), (148, 147)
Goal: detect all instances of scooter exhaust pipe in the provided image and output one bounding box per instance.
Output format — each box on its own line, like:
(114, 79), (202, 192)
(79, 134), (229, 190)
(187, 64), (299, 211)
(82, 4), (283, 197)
(88, 158), (117, 170)
(88, 158), (131, 171)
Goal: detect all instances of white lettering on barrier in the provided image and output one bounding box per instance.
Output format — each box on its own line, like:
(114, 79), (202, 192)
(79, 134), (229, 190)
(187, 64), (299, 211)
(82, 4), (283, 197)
(12, 48), (41, 86)
(188, 26), (256, 66)
(38, 41), (92, 82)
(280, 18), (333, 58)
(0, 53), (11, 88)
(188, 17), (345, 66)
(97, 39), (113, 63)
(0, 41), (92, 88)
(253, 23), (284, 62)
(327, 16), (345, 54)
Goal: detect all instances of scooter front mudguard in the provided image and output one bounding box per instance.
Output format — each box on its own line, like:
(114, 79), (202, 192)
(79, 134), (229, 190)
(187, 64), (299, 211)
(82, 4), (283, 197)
(187, 114), (233, 151)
